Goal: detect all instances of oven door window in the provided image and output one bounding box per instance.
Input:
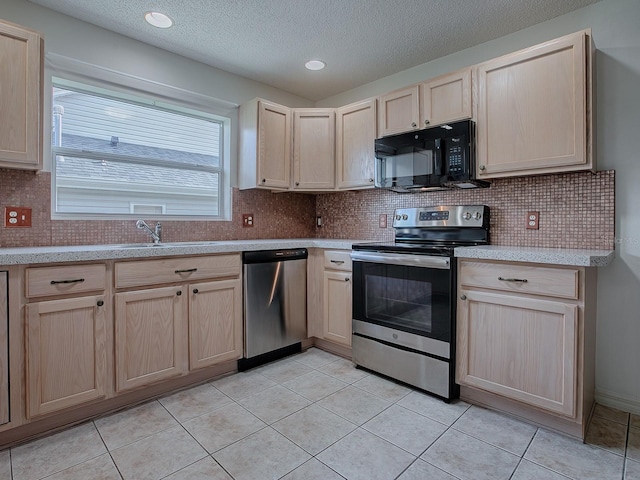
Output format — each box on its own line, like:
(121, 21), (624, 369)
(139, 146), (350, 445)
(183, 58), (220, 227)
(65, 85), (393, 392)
(355, 262), (451, 342)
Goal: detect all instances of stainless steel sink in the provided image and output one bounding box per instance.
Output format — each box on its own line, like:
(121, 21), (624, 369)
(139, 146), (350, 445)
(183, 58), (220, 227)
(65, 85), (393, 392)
(112, 243), (168, 249)
(111, 241), (214, 249)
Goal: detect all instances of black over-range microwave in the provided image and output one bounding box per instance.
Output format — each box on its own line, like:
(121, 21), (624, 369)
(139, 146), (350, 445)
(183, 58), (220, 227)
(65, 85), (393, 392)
(374, 119), (489, 192)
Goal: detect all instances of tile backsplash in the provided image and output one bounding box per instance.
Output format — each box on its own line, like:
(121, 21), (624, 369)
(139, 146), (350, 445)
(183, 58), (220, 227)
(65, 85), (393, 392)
(0, 169), (316, 247)
(0, 168), (614, 250)
(316, 170), (615, 250)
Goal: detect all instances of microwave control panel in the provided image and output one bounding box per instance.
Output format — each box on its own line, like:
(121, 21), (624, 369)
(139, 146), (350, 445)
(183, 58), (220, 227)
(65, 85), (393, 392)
(445, 136), (466, 174)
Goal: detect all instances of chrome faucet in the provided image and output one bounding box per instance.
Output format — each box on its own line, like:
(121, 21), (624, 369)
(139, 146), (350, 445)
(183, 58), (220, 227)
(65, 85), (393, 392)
(136, 220), (162, 244)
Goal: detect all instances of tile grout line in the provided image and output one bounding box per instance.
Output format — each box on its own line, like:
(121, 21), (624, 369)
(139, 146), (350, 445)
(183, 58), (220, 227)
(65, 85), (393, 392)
(92, 419), (125, 480)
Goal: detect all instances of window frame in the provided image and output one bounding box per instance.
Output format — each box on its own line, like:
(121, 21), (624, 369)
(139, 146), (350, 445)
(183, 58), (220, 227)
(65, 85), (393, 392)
(45, 54), (237, 221)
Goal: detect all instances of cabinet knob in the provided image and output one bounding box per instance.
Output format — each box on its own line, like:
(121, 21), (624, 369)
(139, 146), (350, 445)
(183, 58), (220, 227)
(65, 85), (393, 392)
(460, 294), (467, 300)
(411, 122), (417, 128)
(176, 290), (182, 296)
(193, 288), (199, 294)
(97, 300), (104, 307)
(424, 119), (430, 125)
(261, 178), (266, 183)
(345, 278), (350, 282)
(295, 182), (299, 186)
(479, 165), (486, 171)
(369, 178), (374, 182)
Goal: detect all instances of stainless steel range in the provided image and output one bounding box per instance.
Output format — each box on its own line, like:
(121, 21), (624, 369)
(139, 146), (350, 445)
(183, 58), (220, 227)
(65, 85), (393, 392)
(351, 205), (489, 401)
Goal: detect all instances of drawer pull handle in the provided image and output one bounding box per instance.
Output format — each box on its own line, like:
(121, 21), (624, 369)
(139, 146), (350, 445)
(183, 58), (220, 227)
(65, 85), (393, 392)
(498, 277), (528, 283)
(50, 278), (85, 285)
(175, 268), (197, 274)
(330, 260), (345, 265)
(97, 300), (104, 307)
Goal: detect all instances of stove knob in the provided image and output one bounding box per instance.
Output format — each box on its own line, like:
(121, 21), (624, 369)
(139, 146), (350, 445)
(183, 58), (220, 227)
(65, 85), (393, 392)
(395, 215), (402, 221)
(402, 214), (408, 220)
(472, 212), (481, 220)
(463, 212), (471, 220)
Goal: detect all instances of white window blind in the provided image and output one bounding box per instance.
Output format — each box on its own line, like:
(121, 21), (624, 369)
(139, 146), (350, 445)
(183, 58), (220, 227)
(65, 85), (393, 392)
(51, 78), (228, 218)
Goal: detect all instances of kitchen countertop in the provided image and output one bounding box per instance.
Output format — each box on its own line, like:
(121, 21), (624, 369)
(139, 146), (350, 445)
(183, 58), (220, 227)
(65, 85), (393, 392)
(0, 240), (615, 266)
(455, 245), (615, 267)
(0, 239), (360, 265)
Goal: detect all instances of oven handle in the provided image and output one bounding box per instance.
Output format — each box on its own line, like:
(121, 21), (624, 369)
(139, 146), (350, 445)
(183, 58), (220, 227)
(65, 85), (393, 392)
(350, 251), (450, 269)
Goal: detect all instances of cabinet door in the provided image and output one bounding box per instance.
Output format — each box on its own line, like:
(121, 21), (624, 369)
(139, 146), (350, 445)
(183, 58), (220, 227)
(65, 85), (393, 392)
(0, 20), (42, 170)
(420, 68), (471, 127)
(26, 295), (106, 417)
(0, 272), (8, 425)
(188, 279), (242, 370)
(293, 109), (335, 190)
(457, 290), (577, 417)
(258, 100), (292, 188)
(379, 85), (420, 136)
(115, 286), (185, 392)
(323, 270), (352, 346)
(475, 31), (590, 178)
(336, 99), (376, 189)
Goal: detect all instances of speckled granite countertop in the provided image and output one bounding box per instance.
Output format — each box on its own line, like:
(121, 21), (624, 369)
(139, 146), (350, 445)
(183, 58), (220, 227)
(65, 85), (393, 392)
(0, 240), (615, 267)
(0, 239), (360, 265)
(455, 245), (615, 267)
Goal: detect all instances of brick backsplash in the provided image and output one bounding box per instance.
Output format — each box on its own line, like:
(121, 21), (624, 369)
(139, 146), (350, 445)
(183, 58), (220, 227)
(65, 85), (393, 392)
(315, 170), (615, 250)
(0, 168), (614, 250)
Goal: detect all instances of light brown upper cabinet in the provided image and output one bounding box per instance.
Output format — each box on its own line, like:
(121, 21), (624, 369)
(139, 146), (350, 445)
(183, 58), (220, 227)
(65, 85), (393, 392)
(475, 30), (594, 179)
(420, 68), (472, 127)
(335, 98), (377, 190)
(239, 99), (292, 190)
(379, 68), (472, 138)
(0, 20), (43, 170)
(293, 109), (335, 190)
(378, 85), (420, 137)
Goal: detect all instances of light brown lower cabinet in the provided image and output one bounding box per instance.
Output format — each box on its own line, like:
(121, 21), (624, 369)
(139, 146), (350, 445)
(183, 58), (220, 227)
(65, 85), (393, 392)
(115, 286), (186, 392)
(456, 259), (595, 438)
(188, 278), (242, 370)
(323, 270), (352, 346)
(1, 272), (9, 425)
(26, 295), (107, 417)
(114, 254), (243, 392)
(457, 290), (577, 416)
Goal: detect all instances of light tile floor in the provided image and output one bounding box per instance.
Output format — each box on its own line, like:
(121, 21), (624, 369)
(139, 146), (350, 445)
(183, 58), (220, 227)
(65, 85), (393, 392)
(1, 348), (639, 480)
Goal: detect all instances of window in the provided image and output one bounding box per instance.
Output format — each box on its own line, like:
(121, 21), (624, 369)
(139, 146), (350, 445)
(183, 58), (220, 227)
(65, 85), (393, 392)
(51, 77), (230, 219)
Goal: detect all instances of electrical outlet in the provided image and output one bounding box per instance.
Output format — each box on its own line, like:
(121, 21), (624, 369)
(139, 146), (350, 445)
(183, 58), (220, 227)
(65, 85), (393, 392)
(242, 213), (254, 227)
(526, 211), (539, 230)
(4, 206), (32, 228)
(379, 214), (387, 228)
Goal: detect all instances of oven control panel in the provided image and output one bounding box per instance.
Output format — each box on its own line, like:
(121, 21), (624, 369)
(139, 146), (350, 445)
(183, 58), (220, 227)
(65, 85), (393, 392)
(392, 205), (489, 228)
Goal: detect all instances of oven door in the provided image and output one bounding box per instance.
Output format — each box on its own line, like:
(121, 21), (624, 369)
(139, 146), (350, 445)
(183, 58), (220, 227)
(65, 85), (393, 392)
(351, 251), (454, 343)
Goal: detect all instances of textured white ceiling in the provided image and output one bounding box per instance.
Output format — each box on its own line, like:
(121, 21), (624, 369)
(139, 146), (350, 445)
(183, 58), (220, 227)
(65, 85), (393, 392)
(28, 0), (599, 101)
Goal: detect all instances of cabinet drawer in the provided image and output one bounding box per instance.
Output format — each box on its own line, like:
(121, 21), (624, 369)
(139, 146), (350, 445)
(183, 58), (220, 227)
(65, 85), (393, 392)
(324, 250), (352, 271)
(459, 261), (579, 300)
(115, 254), (241, 289)
(26, 264), (106, 298)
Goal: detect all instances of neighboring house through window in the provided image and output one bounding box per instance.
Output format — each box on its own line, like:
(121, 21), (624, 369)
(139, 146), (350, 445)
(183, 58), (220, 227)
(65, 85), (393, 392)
(50, 75), (232, 219)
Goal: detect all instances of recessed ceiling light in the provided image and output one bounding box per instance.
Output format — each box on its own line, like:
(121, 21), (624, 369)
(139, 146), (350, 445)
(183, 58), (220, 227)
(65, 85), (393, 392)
(305, 60), (326, 71)
(144, 12), (173, 29)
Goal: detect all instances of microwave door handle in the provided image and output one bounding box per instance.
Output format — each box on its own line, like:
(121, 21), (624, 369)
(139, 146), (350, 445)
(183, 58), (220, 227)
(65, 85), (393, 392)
(434, 138), (443, 175)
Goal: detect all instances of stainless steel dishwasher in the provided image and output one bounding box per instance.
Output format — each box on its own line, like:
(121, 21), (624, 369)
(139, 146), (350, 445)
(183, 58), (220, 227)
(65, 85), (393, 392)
(239, 248), (307, 370)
